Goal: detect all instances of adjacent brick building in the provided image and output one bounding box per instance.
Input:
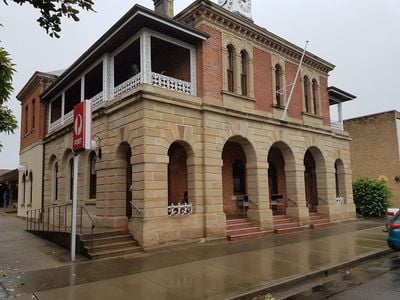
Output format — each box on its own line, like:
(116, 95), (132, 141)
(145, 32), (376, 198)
(344, 111), (400, 207)
(19, 0), (357, 248)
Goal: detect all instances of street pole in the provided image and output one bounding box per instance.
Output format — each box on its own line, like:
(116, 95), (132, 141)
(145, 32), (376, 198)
(71, 153), (79, 261)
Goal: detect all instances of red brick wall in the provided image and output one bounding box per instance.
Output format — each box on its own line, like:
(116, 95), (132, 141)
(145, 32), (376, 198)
(222, 142), (247, 216)
(20, 81), (51, 151)
(168, 144), (188, 204)
(319, 76), (331, 125)
(253, 47), (273, 112)
(285, 62), (303, 120)
(196, 25), (222, 99)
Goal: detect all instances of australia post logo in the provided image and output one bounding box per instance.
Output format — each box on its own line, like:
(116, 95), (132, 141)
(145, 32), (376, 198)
(73, 101), (92, 152)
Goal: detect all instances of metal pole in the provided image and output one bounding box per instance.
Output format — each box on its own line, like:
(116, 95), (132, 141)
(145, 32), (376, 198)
(281, 41), (309, 121)
(71, 153), (79, 262)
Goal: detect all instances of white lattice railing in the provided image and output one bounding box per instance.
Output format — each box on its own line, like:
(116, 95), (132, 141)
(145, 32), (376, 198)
(49, 118), (62, 133)
(64, 111), (74, 125)
(331, 121), (343, 131)
(152, 72), (192, 95)
(90, 92), (104, 109)
(114, 73), (142, 98)
(168, 203), (192, 216)
(336, 196), (345, 205)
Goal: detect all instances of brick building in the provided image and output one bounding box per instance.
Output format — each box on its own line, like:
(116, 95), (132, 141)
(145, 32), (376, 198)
(344, 111), (400, 207)
(20, 0), (356, 249)
(16, 71), (59, 217)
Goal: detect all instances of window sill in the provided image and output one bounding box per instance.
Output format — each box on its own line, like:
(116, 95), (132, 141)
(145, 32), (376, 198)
(272, 104), (286, 110)
(26, 203), (32, 208)
(221, 90), (256, 102)
(85, 200), (96, 205)
(302, 111), (323, 120)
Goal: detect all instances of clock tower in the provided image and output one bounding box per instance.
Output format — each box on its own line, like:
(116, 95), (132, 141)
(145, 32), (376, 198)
(218, 0), (253, 21)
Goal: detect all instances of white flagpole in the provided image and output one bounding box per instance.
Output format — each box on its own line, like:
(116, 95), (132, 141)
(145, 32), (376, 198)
(281, 41), (309, 121)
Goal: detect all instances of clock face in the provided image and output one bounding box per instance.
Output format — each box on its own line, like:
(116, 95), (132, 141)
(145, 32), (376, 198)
(239, 0), (251, 13)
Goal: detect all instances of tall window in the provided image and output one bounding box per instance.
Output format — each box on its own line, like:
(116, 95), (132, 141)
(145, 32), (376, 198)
(32, 99), (36, 130)
(303, 76), (311, 113)
(69, 158), (74, 200)
(29, 171), (33, 204)
(312, 79), (318, 115)
(232, 160), (246, 195)
(240, 50), (248, 96)
(275, 64), (283, 106)
(89, 152), (97, 199)
(227, 45), (234, 92)
(53, 162), (58, 202)
(24, 106), (29, 134)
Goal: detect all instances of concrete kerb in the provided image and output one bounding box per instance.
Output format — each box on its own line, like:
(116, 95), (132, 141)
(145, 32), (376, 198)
(228, 248), (392, 300)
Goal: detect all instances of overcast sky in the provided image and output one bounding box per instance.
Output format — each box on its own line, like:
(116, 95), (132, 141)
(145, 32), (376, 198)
(0, 0), (399, 169)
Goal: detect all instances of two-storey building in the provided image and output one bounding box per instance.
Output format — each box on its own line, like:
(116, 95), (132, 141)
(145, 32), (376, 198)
(21, 0), (356, 248)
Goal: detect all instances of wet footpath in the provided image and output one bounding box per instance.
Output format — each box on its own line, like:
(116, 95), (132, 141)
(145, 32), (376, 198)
(0, 210), (390, 300)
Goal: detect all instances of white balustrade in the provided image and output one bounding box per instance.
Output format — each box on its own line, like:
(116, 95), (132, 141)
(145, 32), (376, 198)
(152, 72), (192, 95)
(336, 196), (345, 205)
(49, 118), (62, 133)
(90, 92), (104, 109)
(114, 73), (142, 98)
(168, 203), (192, 216)
(331, 121), (343, 131)
(64, 111), (74, 125)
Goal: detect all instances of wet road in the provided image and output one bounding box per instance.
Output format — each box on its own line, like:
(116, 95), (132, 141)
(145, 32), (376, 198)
(0, 211), (391, 299)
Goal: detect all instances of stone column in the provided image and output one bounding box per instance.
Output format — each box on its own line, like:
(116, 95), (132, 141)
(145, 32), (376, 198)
(316, 165), (338, 221)
(248, 56), (255, 98)
(246, 161), (273, 230)
(285, 165), (309, 225)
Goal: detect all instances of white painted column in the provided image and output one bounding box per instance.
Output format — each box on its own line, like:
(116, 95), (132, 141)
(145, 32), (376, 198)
(338, 101), (343, 129)
(140, 31), (152, 84)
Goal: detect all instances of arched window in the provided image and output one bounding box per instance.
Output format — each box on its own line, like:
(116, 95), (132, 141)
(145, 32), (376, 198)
(53, 162), (58, 202)
(232, 160), (246, 195)
(69, 158), (74, 200)
(168, 143), (188, 205)
(240, 50), (248, 96)
(312, 79), (318, 115)
(22, 174), (26, 205)
(29, 171), (33, 204)
(89, 152), (97, 199)
(227, 45), (235, 92)
(303, 76), (311, 113)
(275, 64), (283, 106)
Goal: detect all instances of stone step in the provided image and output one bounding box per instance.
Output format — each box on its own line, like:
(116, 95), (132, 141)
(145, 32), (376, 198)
(79, 229), (129, 240)
(82, 234), (134, 247)
(273, 218), (293, 225)
(226, 222), (254, 230)
(310, 218), (330, 225)
(309, 215), (327, 220)
(309, 212), (318, 216)
(85, 240), (138, 252)
(273, 222), (300, 230)
(226, 218), (247, 225)
(227, 230), (270, 241)
(273, 215), (289, 220)
(227, 227), (264, 235)
(88, 246), (142, 260)
(274, 225), (309, 234)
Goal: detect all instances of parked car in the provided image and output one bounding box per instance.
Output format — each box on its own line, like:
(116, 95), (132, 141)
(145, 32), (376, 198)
(387, 208), (400, 219)
(385, 210), (400, 251)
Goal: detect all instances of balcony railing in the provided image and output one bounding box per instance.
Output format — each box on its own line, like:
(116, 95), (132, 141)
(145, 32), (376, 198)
(336, 196), (345, 205)
(331, 121), (343, 131)
(49, 118), (62, 133)
(114, 73), (142, 98)
(91, 92), (104, 109)
(152, 72), (192, 95)
(168, 203), (192, 216)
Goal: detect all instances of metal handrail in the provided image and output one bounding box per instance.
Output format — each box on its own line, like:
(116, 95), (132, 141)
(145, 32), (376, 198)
(80, 205), (96, 255)
(130, 201), (142, 215)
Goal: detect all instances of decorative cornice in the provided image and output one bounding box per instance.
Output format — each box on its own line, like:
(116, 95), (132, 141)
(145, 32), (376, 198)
(176, 0), (335, 74)
(16, 72), (58, 102)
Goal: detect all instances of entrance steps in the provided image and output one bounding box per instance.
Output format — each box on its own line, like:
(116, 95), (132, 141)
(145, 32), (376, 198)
(309, 212), (333, 229)
(226, 218), (270, 241)
(273, 215), (309, 234)
(79, 229), (141, 260)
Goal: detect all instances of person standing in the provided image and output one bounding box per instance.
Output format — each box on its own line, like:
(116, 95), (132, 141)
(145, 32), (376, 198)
(2, 190), (9, 208)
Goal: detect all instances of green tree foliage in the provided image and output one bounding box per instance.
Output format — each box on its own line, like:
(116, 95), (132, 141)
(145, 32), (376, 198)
(0, 47), (17, 150)
(0, 0), (95, 150)
(353, 178), (391, 217)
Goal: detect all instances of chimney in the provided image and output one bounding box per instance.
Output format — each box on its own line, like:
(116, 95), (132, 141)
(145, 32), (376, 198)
(153, 0), (174, 18)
